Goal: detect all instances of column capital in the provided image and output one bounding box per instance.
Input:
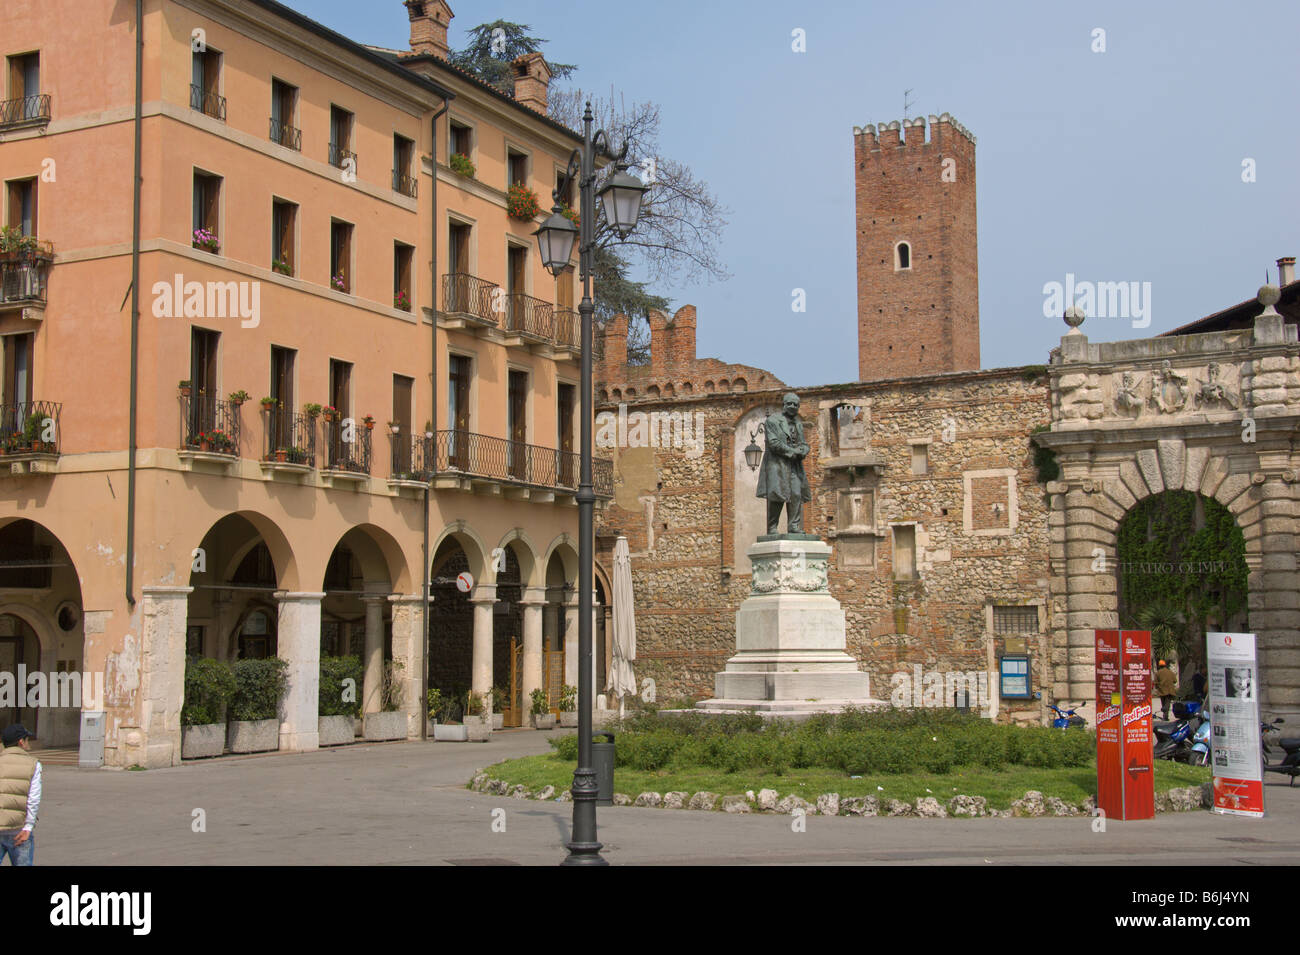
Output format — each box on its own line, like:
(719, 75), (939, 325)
(519, 586), (548, 606)
(469, 583), (498, 604)
(141, 585), (194, 598)
(361, 593), (389, 605)
(275, 591), (326, 603)
(390, 592), (426, 605)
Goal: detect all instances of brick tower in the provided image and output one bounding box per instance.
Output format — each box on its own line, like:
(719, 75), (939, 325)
(854, 113), (979, 380)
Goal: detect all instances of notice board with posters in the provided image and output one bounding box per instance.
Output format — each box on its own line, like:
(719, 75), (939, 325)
(1095, 629), (1155, 820)
(1206, 631), (1264, 817)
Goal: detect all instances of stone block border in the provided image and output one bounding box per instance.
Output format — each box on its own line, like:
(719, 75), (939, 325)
(468, 774), (1212, 817)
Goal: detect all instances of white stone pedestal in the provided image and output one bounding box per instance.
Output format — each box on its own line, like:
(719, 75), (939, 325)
(697, 538), (881, 717)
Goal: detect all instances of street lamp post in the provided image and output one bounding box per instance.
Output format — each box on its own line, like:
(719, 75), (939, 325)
(535, 102), (646, 866)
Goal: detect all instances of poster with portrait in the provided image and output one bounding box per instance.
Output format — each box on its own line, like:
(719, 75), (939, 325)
(1206, 631), (1264, 817)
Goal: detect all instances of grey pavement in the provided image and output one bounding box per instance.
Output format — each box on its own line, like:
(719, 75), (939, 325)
(29, 730), (1300, 865)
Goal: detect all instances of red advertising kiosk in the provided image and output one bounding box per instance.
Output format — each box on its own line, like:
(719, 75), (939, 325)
(1094, 629), (1155, 820)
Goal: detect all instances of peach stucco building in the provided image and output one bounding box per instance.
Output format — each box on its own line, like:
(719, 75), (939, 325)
(0, 0), (613, 767)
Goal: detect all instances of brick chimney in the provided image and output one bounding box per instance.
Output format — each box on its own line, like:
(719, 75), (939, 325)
(1278, 256), (1296, 286)
(404, 0), (453, 60)
(511, 52), (551, 113)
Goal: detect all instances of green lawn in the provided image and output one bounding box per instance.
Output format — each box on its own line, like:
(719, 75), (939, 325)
(479, 752), (1211, 809)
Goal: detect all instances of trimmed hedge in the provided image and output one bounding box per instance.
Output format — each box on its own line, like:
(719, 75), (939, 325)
(229, 657), (288, 722)
(548, 708), (1095, 775)
(320, 655), (364, 717)
(182, 658), (236, 726)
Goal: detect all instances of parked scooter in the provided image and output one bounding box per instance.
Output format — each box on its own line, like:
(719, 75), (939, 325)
(1048, 702), (1087, 729)
(1263, 724), (1300, 786)
(1154, 698), (1208, 763)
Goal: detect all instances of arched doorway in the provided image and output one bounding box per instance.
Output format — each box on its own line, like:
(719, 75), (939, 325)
(429, 538), (473, 717)
(1116, 490), (1249, 687)
(0, 518), (87, 753)
(187, 518), (286, 664)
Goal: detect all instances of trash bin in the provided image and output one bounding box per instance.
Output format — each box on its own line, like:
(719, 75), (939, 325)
(592, 731), (615, 806)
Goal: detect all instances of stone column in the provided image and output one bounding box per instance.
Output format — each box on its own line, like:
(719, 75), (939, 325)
(519, 587), (546, 718)
(470, 584), (497, 703)
(276, 591), (324, 752)
(390, 593), (426, 737)
(135, 586), (193, 768)
(361, 595), (386, 714)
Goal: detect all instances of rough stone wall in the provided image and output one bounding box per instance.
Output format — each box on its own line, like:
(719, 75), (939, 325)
(596, 336), (1053, 719)
(854, 114), (979, 381)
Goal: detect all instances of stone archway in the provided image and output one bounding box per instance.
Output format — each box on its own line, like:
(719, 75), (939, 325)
(1039, 299), (1300, 719)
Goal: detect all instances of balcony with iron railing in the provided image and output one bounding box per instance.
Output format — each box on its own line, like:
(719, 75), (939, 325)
(261, 408), (316, 472)
(269, 117), (302, 151)
(429, 430), (612, 499)
(323, 417), (371, 482)
(392, 170), (418, 198)
(0, 244), (53, 313)
(178, 394), (241, 464)
(190, 84), (226, 121)
(0, 401), (61, 473)
(553, 308), (581, 352)
(504, 292), (555, 344)
(387, 430), (434, 488)
(0, 94), (51, 130)
(328, 142), (357, 171)
(441, 273), (500, 328)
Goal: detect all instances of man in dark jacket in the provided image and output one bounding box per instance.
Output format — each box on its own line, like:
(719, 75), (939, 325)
(756, 392), (812, 535)
(1154, 660), (1177, 720)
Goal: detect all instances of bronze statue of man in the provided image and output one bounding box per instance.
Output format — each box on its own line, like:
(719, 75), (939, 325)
(755, 392), (812, 535)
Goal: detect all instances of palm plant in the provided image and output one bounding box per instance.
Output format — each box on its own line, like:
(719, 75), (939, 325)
(1135, 599), (1187, 664)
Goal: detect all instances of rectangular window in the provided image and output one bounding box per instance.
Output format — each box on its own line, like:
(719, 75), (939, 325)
(329, 359), (352, 419)
(892, 525), (916, 581)
(993, 605), (1039, 635)
(392, 134), (416, 197)
(270, 345), (296, 451)
(190, 48), (224, 120)
(449, 121), (471, 160)
(271, 199), (297, 275)
(507, 149), (527, 188)
(558, 382), (575, 485)
(2, 333), (35, 406)
(392, 373), (414, 476)
(910, 443), (928, 475)
(4, 53), (45, 124)
(329, 105), (354, 169)
(188, 327), (220, 440)
(448, 222), (470, 277)
(192, 172), (221, 251)
(6, 179), (37, 236)
(448, 354), (470, 432)
(330, 220), (353, 293)
(506, 244), (527, 330)
(555, 169), (573, 207)
(393, 242), (413, 311)
(270, 78), (299, 149)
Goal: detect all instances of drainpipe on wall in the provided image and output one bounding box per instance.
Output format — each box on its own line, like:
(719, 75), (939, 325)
(421, 97), (452, 739)
(125, 0), (144, 606)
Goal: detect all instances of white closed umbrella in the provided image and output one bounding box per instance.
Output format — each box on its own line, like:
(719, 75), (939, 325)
(610, 536), (638, 716)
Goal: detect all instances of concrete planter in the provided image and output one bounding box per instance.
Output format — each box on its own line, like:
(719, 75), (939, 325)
(227, 718), (280, 754)
(465, 714), (492, 742)
(363, 711), (407, 741)
(433, 722), (469, 741)
(559, 711), (578, 728)
(492, 712), (504, 730)
(319, 715), (357, 746)
(531, 712), (556, 730)
(181, 723), (225, 759)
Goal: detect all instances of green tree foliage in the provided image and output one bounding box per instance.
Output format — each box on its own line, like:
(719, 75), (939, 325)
(447, 20), (575, 96)
(1117, 491), (1248, 672)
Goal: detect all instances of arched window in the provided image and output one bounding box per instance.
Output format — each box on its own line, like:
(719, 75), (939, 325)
(895, 241), (911, 271)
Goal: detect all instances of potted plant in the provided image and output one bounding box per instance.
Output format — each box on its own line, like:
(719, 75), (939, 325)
(490, 686), (507, 730)
(287, 446), (308, 465)
(228, 389), (249, 406)
(387, 420), (400, 434)
(260, 396), (275, 411)
(303, 402), (322, 419)
(449, 151), (475, 178)
(192, 228), (221, 253)
(209, 428), (234, 454)
(464, 690), (492, 742)
(362, 415), (375, 431)
(506, 181), (541, 221)
(271, 258), (292, 276)
(322, 404), (340, 422)
(227, 657), (287, 753)
(274, 447), (288, 463)
(561, 202), (579, 226)
(331, 272), (347, 292)
(181, 657), (236, 758)
(558, 684), (578, 728)
(393, 290), (410, 310)
(430, 687), (468, 741)
(424, 420), (434, 439)
(363, 660), (408, 741)
(319, 655), (363, 745)
(179, 379), (193, 398)
(530, 687), (555, 730)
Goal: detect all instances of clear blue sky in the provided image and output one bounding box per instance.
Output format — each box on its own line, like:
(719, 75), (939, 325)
(296, 0), (1299, 387)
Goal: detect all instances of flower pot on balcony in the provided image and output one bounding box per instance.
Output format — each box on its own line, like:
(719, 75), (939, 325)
(181, 723), (226, 759)
(226, 718), (280, 754)
(180, 386), (192, 398)
(318, 714), (357, 746)
(275, 449), (287, 463)
(362, 711), (407, 741)
(200, 439), (212, 452)
(464, 714), (492, 742)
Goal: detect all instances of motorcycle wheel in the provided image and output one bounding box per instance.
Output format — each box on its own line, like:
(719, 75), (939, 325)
(1189, 750), (1209, 767)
